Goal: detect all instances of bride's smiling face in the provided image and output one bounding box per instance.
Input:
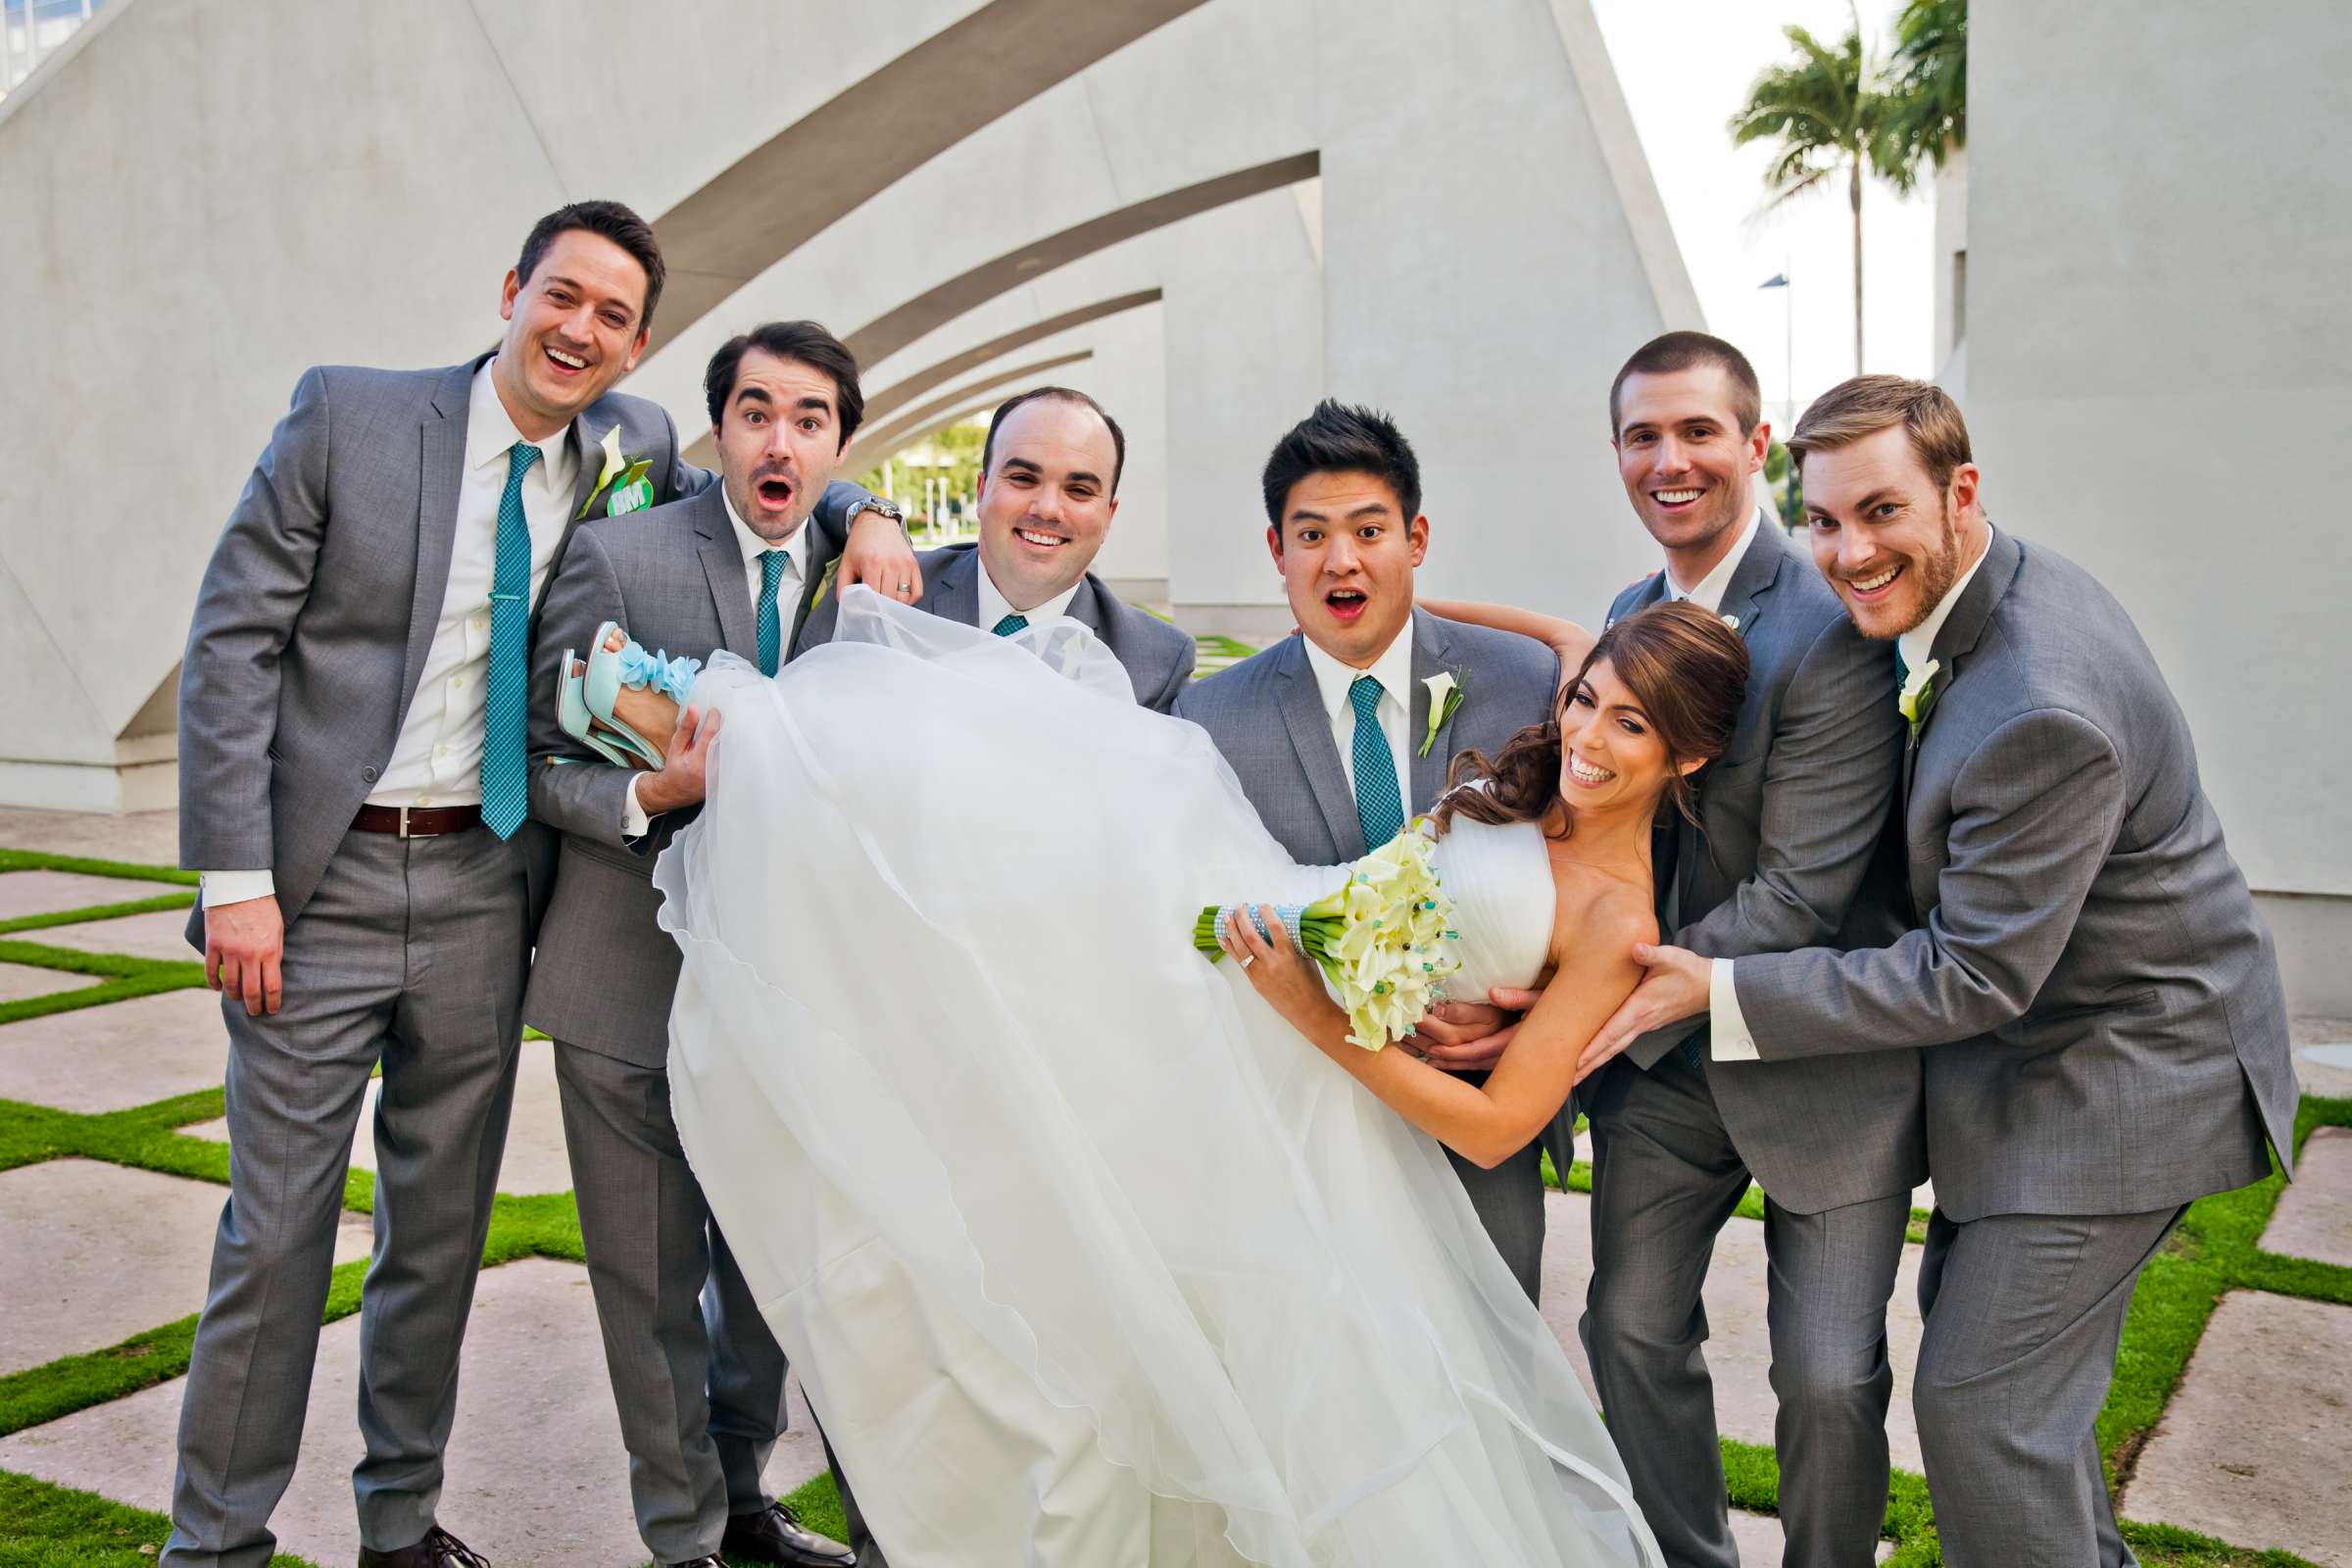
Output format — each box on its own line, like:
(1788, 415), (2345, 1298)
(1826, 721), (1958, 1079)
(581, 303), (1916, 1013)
(1555, 659), (1686, 815)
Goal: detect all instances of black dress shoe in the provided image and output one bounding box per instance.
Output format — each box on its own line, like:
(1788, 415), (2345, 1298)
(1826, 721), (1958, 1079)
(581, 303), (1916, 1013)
(356, 1525), (491, 1567)
(720, 1500), (857, 1567)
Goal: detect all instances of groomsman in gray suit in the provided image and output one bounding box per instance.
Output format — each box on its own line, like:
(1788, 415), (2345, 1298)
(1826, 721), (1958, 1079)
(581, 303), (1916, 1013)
(1593, 375), (2301, 1567)
(805, 385), (1194, 710)
(172, 201), (709, 1568)
(1517, 334), (1919, 1568)
(529, 320), (910, 1568)
(1176, 401), (1560, 1299)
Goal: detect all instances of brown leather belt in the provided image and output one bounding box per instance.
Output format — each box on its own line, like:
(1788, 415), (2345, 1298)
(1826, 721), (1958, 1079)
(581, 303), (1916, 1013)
(351, 803), (483, 838)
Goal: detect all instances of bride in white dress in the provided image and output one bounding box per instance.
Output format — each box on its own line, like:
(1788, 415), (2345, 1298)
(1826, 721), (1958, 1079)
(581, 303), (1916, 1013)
(628, 587), (1746, 1567)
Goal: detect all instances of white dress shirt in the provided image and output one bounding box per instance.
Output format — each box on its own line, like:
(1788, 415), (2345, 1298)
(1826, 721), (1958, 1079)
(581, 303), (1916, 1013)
(1706, 523), (1995, 1059)
(1299, 624), (1414, 817)
(1663, 508), (1764, 614)
(620, 491), (811, 838)
(204, 363), (578, 908)
(977, 559), (1083, 627)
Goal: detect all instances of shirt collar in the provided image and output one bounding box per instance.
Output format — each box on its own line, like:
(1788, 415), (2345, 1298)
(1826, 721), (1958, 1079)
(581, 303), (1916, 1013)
(722, 486), (808, 574)
(1300, 614), (1417, 726)
(977, 557), (1083, 627)
(1663, 507), (1764, 612)
(1898, 522), (1995, 675)
(466, 359), (576, 492)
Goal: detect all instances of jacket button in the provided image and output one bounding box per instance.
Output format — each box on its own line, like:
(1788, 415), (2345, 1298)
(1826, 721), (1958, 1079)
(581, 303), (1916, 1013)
(362, 765), (379, 783)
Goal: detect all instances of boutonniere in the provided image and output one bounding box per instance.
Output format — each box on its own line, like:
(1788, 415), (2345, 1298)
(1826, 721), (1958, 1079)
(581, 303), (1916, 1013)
(577, 426), (655, 519)
(1897, 659), (1941, 740)
(810, 556), (843, 608)
(1720, 612), (1740, 631)
(1417, 670), (1466, 758)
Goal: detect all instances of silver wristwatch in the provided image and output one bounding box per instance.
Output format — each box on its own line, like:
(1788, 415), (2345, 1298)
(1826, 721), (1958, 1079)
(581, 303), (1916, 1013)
(846, 495), (909, 537)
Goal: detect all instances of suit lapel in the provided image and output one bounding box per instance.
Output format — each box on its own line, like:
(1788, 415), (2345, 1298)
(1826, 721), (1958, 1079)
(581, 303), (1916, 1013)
(933, 547), (983, 629)
(692, 488), (759, 658)
(1276, 638), (1368, 860)
(398, 363), (476, 727)
(1608, 570), (1669, 629)
(1406, 609), (1456, 813)
(1713, 517), (1787, 642)
(1903, 527), (2018, 804)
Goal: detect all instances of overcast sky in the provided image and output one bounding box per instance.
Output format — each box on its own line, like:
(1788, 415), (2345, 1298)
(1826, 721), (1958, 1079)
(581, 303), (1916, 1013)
(1589, 0), (1939, 430)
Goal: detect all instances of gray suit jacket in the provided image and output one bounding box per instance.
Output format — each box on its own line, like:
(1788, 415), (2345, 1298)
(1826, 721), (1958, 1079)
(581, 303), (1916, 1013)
(1175, 609), (1558, 866)
(802, 542), (1197, 711)
(522, 480), (862, 1065)
(1731, 528), (2299, 1219)
(176, 354), (702, 947)
(1606, 525), (1924, 1212)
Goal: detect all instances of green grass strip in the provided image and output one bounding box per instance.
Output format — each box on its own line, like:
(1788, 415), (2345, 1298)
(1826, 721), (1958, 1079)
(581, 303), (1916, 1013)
(0, 1468), (318, 1567)
(0, 892), (196, 939)
(0, 850), (197, 886)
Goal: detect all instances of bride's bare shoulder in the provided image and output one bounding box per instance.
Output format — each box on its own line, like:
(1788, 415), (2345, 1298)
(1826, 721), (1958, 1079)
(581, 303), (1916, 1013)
(1544, 857), (1659, 968)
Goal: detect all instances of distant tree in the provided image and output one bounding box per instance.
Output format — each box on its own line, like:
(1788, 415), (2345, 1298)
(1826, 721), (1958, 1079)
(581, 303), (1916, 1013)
(1765, 439), (1805, 533)
(1729, 15), (1892, 372)
(1881, 0), (1968, 192)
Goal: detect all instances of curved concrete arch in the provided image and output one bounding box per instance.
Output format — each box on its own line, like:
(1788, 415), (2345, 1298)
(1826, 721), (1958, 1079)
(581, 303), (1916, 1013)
(848, 349), (1095, 471)
(647, 0), (1207, 353)
(680, 152), (1316, 468)
(862, 289), (1160, 425)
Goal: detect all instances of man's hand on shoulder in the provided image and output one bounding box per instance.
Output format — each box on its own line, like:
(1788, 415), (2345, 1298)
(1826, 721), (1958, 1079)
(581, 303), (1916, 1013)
(839, 511), (921, 605)
(206, 895), (286, 1016)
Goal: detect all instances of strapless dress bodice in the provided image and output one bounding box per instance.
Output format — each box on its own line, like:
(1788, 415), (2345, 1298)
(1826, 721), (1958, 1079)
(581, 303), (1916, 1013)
(1427, 815), (1555, 1004)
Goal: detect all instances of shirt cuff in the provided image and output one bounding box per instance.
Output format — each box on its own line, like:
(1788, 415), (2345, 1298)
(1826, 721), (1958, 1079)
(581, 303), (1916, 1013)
(622, 774), (653, 841)
(1708, 957), (1762, 1061)
(201, 870), (275, 909)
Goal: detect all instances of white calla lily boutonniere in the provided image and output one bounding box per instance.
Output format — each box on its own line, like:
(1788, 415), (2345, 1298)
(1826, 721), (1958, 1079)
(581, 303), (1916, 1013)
(1897, 658), (1941, 740)
(1721, 612), (1740, 631)
(1418, 670), (1466, 758)
(577, 425), (656, 519)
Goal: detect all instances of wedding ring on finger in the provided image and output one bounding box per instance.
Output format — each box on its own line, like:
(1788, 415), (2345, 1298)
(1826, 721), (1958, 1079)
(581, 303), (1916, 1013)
(1240, 955), (1255, 969)
(896, 580), (911, 594)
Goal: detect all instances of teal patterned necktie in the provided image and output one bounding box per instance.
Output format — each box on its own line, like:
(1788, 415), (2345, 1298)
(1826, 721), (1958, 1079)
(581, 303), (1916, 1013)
(756, 549), (789, 676)
(480, 440), (540, 840)
(992, 612), (1029, 637)
(1348, 674), (1404, 848)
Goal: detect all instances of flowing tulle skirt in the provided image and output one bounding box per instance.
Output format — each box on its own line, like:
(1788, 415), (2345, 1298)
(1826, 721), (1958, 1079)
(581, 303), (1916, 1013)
(656, 592), (1659, 1567)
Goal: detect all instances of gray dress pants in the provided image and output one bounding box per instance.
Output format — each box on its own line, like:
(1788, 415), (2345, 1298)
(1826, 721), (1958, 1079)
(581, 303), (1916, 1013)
(1583, 1054), (1910, 1568)
(553, 1042), (793, 1564)
(166, 826), (527, 1568)
(1914, 1203), (2182, 1568)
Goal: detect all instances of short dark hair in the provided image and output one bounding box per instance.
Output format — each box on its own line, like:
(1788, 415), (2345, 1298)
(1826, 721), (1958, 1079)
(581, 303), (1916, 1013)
(982, 387), (1126, 494)
(515, 200), (665, 335)
(1260, 400), (1422, 531)
(1608, 330), (1762, 438)
(703, 320), (864, 451)
(1788, 374), (1974, 491)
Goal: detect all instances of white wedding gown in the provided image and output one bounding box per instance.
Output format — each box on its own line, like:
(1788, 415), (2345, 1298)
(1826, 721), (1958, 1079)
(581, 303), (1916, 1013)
(655, 589), (1661, 1568)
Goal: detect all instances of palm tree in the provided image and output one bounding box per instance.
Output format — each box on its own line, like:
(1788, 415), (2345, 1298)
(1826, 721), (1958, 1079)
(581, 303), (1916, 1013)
(1881, 0), (1968, 192)
(1728, 18), (1891, 372)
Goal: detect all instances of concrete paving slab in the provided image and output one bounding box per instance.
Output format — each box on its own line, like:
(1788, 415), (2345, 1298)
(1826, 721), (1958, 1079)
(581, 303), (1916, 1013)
(2259, 1125), (2352, 1268)
(1539, 1189), (1927, 1476)
(0, 868), (187, 921)
(0, 986), (227, 1113)
(0, 807), (181, 868)
(1726, 1508), (1893, 1565)
(184, 1039), (575, 1197)
(2294, 1036), (2352, 1100)
(27, 907), (197, 963)
(0, 960), (102, 1004)
(2119, 1290), (2352, 1568)
(0, 1256), (836, 1568)
(0, 1157), (368, 1377)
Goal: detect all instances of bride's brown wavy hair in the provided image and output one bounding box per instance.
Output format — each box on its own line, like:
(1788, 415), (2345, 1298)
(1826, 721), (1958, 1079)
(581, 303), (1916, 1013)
(1433, 599), (1749, 837)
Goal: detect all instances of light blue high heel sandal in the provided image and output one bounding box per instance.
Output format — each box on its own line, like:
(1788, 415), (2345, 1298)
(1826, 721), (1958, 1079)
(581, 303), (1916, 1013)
(555, 621), (703, 770)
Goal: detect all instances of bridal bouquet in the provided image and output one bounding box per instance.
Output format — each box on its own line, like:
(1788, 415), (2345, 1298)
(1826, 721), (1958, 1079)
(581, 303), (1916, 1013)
(1194, 821), (1463, 1050)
